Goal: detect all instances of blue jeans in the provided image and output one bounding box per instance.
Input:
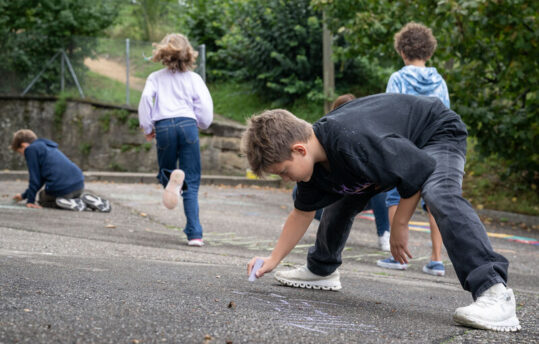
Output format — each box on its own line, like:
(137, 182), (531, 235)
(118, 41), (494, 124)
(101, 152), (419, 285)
(307, 126), (508, 299)
(155, 117), (203, 240)
(367, 192), (389, 237)
(386, 187), (427, 211)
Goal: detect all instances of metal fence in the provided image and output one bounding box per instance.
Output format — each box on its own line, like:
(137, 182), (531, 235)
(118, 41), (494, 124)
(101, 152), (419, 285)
(1, 36), (206, 106)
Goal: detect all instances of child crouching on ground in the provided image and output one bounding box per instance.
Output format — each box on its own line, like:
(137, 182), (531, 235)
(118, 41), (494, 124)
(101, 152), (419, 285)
(10, 129), (110, 212)
(243, 93), (520, 332)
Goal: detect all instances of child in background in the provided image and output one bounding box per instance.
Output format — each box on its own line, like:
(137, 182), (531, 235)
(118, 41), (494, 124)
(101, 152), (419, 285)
(138, 33), (213, 247)
(10, 129), (110, 212)
(377, 22), (449, 276)
(244, 94), (520, 332)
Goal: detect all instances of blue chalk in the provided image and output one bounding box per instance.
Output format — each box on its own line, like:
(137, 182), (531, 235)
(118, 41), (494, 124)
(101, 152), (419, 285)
(248, 258), (264, 282)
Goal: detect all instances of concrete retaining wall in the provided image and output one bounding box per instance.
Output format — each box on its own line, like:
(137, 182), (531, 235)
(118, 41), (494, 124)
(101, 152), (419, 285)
(0, 96), (248, 175)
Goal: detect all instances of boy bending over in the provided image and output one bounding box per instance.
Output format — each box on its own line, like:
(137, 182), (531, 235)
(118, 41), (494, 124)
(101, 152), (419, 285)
(243, 94), (520, 332)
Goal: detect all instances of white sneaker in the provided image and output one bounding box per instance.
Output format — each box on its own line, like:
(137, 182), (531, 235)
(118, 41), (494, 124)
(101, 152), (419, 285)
(187, 239), (204, 247)
(453, 283), (521, 332)
(378, 231), (390, 251)
(274, 265), (341, 291)
(163, 169), (185, 209)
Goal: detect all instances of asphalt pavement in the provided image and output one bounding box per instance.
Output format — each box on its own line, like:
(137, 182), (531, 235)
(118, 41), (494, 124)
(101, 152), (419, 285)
(0, 180), (537, 343)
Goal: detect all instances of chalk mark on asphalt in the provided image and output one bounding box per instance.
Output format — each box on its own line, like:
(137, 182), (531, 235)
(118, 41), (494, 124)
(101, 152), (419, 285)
(232, 290), (377, 334)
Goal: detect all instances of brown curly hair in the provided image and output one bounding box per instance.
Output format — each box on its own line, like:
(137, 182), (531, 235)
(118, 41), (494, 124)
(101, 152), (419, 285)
(152, 33), (198, 72)
(331, 93), (356, 111)
(394, 22), (437, 61)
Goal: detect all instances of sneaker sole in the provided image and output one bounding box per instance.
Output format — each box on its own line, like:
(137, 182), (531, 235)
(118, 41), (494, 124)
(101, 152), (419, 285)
(453, 313), (521, 332)
(422, 266), (445, 276)
(274, 275), (342, 291)
(56, 198), (85, 211)
(377, 261), (408, 270)
(81, 194), (111, 212)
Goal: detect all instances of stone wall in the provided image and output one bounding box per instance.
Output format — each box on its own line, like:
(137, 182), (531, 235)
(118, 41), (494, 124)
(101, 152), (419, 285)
(0, 96), (248, 175)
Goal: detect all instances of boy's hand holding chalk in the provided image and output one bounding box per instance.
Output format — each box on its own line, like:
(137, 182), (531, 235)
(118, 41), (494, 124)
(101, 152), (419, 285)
(248, 258), (264, 282)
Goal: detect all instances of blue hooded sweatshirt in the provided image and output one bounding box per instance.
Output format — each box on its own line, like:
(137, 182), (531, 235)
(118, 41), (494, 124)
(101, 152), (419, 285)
(21, 138), (84, 204)
(386, 65), (450, 108)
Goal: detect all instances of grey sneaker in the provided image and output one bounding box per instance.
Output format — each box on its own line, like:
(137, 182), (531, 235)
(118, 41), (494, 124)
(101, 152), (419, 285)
(453, 283), (521, 332)
(274, 265), (341, 291)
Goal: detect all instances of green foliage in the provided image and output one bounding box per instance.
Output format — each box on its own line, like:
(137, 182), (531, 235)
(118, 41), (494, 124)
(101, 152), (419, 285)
(314, 0), (539, 183)
(0, 0), (119, 94)
(83, 71), (142, 106)
(142, 142), (152, 152)
(463, 139), (538, 215)
(108, 162), (127, 172)
(209, 81), (324, 124)
(53, 94), (68, 132)
(127, 117), (139, 132)
(110, 109), (129, 124)
(79, 142), (92, 156)
(215, 0), (324, 103)
(106, 0), (185, 41)
(184, 0), (235, 81)
(99, 113), (111, 132)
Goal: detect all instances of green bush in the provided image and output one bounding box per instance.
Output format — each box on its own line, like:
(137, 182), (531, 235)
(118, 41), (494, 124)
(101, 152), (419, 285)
(0, 0), (118, 95)
(214, 0), (324, 104)
(314, 0), (538, 183)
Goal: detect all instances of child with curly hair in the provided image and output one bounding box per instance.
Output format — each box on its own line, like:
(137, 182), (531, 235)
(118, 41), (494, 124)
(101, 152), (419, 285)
(138, 33), (213, 247)
(377, 22), (450, 276)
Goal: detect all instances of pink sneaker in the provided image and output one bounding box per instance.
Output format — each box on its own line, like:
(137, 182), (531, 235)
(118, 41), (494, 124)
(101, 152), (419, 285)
(187, 239), (204, 247)
(162, 169), (185, 209)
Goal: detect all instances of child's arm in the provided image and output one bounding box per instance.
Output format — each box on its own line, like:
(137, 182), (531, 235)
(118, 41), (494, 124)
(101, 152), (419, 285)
(138, 77), (157, 136)
(191, 73), (213, 129)
(248, 208), (315, 278)
(22, 147), (44, 205)
(390, 191), (421, 264)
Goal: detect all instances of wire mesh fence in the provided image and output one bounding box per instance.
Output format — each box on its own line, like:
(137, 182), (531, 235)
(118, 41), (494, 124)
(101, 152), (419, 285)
(0, 35), (206, 106)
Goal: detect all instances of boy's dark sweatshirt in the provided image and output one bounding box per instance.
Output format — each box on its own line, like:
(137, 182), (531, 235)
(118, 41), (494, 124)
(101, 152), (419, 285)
(295, 93), (467, 212)
(21, 138), (84, 204)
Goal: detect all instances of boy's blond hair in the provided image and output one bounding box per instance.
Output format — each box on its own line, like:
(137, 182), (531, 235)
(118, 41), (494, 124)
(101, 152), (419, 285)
(394, 22), (437, 61)
(152, 33), (198, 72)
(11, 129), (37, 151)
(242, 109), (312, 176)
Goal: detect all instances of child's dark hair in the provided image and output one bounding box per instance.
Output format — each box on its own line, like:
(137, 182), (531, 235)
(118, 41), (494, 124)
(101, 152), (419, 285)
(331, 94), (356, 111)
(394, 22), (437, 61)
(152, 33), (198, 72)
(11, 129), (37, 151)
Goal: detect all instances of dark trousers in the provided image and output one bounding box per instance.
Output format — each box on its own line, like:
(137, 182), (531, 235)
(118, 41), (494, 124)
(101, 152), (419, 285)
(37, 188), (83, 208)
(307, 131), (508, 299)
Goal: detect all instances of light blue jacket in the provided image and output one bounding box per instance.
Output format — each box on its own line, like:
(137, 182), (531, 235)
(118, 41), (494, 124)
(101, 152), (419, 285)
(386, 65), (450, 108)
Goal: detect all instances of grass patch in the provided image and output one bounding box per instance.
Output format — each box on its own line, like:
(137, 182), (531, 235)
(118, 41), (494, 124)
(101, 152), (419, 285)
(208, 80), (324, 124)
(463, 139), (538, 216)
(80, 71), (142, 105)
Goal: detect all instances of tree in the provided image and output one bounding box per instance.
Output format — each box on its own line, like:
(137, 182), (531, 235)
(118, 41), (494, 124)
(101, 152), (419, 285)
(0, 0), (118, 94)
(215, 0), (324, 104)
(313, 0), (538, 181)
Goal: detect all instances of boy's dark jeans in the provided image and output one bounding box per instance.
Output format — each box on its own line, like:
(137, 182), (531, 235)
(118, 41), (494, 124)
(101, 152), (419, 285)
(37, 188), (83, 208)
(307, 133), (508, 300)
